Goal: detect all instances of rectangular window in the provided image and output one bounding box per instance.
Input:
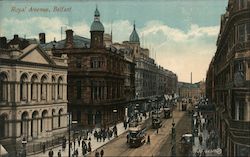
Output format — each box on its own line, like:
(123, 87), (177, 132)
(76, 59), (81, 69)
(91, 57), (103, 69)
(238, 23), (250, 42)
(76, 81), (81, 99)
(238, 24), (245, 42)
(239, 0), (247, 9)
(239, 101), (245, 120)
(247, 23), (250, 41)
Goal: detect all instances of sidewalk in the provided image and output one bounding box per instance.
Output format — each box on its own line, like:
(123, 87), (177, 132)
(192, 113), (222, 157)
(32, 113), (149, 157)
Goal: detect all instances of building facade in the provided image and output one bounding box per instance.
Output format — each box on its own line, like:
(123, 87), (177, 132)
(178, 81), (205, 100)
(49, 7), (134, 128)
(206, 0), (250, 156)
(116, 24), (178, 101)
(0, 35), (68, 156)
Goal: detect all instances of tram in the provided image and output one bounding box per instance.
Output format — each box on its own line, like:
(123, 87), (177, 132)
(152, 110), (163, 129)
(128, 122), (146, 148)
(163, 107), (172, 118)
(180, 133), (193, 156)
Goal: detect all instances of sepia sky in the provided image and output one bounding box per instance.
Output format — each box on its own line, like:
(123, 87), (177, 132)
(0, 0), (228, 82)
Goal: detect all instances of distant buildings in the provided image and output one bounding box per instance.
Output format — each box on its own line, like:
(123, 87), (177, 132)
(206, 0), (250, 156)
(178, 81), (205, 100)
(0, 35), (68, 156)
(113, 24), (178, 102)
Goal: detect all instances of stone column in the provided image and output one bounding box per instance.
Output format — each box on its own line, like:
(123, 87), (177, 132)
(37, 118), (41, 138)
(37, 84), (41, 102)
(28, 120), (32, 140)
(63, 84), (67, 100)
(27, 83), (31, 102)
(55, 84), (58, 100)
(47, 84), (50, 101)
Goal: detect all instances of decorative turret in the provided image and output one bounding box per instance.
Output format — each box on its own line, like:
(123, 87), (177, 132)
(129, 22), (140, 43)
(90, 6), (104, 48)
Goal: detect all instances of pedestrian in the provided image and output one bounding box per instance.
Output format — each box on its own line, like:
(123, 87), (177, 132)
(195, 149), (200, 157)
(78, 138), (81, 147)
(48, 149), (54, 157)
(126, 133), (130, 143)
(70, 142), (72, 149)
(43, 143), (46, 154)
(82, 146), (87, 156)
(199, 134), (203, 145)
(73, 140), (76, 149)
(201, 149), (206, 157)
(88, 141), (91, 152)
(100, 149), (104, 157)
(75, 148), (79, 157)
(57, 150), (61, 157)
(157, 128), (159, 134)
(147, 135), (150, 144)
(95, 150), (100, 157)
(94, 130), (98, 139)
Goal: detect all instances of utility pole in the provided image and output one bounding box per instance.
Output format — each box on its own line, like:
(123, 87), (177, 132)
(171, 118), (176, 157)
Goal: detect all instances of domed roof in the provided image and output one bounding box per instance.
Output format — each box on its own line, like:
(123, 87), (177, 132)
(129, 23), (140, 43)
(90, 7), (104, 32)
(91, 21), (104, 32)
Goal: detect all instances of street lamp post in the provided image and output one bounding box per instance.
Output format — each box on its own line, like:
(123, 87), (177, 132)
(21, 137), (27, 157)
(171, 119), (176, 157)
(113, 109), (117, 125)
(68, 112), (71, 157)
(68, 112), (78, 157)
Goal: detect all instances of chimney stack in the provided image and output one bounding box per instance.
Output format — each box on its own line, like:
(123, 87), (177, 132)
(14, 34), (19, 40)
(65, 29), (74, 48)
(191, 72), (192, 84)
(0, 37), (7, 48)
(39, 33), (46, 44)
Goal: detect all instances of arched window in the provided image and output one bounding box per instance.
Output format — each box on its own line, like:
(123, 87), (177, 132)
(58, 77), (63, 99)
(52, 76), (56, 100)
(41, 75), (47, 100)
(31, 75), (38, 101)
(31, 111), (38, 138)
(58, 109), (63, 127)
(41, 110), (48, 132)
(20, 74), (28, 101)
(21, 112), (29, 136)
(0, 73), (8, 102)
(0, 114), (8, 138)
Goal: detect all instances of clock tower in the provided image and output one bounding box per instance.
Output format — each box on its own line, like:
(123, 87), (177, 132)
(90, 6), (104, 48)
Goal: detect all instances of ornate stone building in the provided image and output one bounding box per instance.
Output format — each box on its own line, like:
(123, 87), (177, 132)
(0, 35), (68, 156)
(116, 24), (178, 101)
(206, 0), (250, 156)
(49, 7), (133, 128)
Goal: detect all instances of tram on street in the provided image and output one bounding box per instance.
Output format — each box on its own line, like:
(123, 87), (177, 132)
(152, 110), (163, 129)
(163, 107), (172, 119)
(180, 133), (193, 156)
(128, 122), (146, 148)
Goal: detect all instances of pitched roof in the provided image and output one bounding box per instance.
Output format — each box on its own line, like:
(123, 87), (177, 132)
(41, 35), (90, 50)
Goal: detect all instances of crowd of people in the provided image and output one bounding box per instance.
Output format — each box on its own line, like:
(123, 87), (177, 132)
(93, 125), (118, 142)
(193, 110), (219, 157)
